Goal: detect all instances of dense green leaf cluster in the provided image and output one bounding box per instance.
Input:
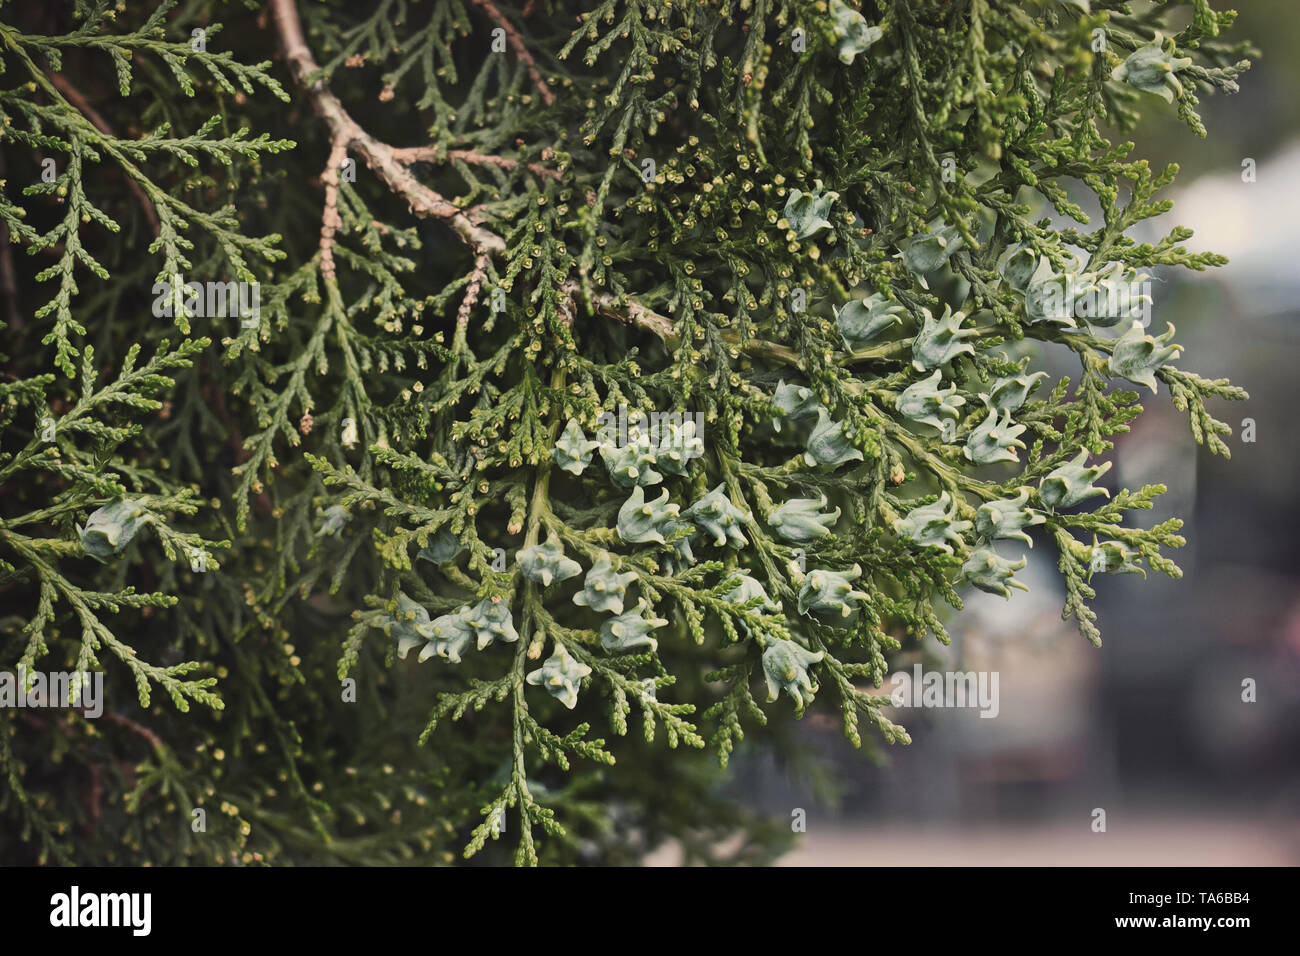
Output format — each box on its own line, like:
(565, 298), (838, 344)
(0, 0), (1250, 865)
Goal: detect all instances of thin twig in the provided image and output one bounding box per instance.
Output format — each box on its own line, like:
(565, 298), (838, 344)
(44, 70), (161, 237)
(470, 0), (555, 107)
(591, 290), (805, 366)
(391, 145), (562, 181)
(103, 710), (165, 752)
(0, 148), (23, 333)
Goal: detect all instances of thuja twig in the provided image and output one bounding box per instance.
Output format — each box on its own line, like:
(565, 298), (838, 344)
(392, 146), (563, 182)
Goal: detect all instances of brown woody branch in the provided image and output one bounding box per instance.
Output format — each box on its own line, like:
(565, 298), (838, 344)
(318, 138), (348, 279)
(268, 0), (505, 257)
(457, 253), (493, 335)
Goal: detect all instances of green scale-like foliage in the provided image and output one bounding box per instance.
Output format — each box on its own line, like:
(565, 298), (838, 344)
(0, 0), (1251, 865)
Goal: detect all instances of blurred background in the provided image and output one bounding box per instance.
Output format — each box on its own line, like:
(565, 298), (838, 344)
(656, 0), (1300, 866)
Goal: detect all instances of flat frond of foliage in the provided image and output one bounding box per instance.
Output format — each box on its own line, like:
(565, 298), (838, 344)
(0, 0), (1251, 865)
